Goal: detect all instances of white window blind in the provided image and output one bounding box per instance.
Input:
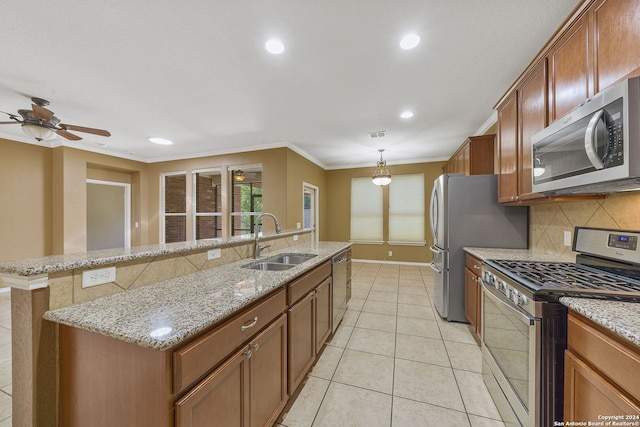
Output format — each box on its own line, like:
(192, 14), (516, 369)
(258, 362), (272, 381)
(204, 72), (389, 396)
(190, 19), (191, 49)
(350, 177), (383, 243)
(388, 173), (425, 245)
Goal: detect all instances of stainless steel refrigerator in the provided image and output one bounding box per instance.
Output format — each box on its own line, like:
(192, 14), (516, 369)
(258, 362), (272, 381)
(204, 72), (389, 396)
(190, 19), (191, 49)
(429, 174), (528, 322)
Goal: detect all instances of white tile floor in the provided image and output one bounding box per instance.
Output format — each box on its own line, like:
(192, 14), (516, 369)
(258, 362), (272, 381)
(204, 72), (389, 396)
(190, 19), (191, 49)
(0, 262), (506, 427)
(0, 288), (11, 427)
(277, 262), (505, 427)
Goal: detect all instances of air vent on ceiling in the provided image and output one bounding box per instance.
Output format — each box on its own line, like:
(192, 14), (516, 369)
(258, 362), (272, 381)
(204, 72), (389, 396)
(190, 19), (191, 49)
(368, 130), (387, 138)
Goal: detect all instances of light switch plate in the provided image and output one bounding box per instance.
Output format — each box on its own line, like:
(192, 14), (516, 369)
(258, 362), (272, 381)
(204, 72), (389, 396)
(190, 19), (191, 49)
(82, 267), (116, 288)
(293, 235), (299, 241)
(564, 231), (572, 246)
(207, 249), (222, 260)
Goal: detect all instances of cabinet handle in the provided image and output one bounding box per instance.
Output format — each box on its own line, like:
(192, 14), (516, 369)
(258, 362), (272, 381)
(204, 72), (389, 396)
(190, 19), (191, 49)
(244, 347), (253, 359)
(241, 317), (258, 332)
(473, 265), (480, 270)
(251, 343), (260, 353)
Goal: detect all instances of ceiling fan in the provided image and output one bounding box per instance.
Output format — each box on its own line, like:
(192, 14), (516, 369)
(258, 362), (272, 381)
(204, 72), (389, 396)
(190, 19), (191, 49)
(0, 97), (111, 142)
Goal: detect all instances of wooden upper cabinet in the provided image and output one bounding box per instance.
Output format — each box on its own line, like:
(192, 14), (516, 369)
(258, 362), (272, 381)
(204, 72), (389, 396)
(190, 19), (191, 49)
(548, 14), (591, 122)
(591, 0), (640, 92)
(517, 59), (548, 201)
(443, 134), (495, 176)
(497, 92), (519, 203)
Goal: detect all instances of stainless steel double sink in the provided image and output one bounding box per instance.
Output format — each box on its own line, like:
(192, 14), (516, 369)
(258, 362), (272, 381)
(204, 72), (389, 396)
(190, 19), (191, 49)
(243, 253), (317, 271)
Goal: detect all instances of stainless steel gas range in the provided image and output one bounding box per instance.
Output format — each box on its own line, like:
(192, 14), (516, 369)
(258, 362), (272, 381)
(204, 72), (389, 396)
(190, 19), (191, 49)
(480, 227), (640, 427)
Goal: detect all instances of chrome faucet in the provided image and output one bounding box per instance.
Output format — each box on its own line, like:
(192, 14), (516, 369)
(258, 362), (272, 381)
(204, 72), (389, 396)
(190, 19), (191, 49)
(254, 213), (282, 258)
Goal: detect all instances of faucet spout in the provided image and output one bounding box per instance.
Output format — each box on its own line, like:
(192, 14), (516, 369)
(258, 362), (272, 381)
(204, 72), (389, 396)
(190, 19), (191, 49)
(254, 213), (282, 258)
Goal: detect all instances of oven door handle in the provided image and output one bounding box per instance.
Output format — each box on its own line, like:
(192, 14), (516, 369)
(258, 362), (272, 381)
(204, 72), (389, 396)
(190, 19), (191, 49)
(481, 279), (537, 326)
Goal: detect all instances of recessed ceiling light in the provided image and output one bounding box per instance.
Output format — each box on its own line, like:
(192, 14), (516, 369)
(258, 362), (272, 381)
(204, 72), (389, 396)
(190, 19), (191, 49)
(265, 39), (285, 54)
(400, 33), (420, 50)
(400, 111), (414, 119)
(148, 137), (174, 145)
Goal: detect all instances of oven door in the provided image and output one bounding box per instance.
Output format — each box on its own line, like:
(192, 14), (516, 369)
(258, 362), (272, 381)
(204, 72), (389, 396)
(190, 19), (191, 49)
(481, 281), (540, 427)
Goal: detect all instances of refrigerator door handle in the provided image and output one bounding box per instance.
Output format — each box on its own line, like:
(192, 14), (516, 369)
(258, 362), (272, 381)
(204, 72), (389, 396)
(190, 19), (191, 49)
(429, 262), (442, 274)
(429, 245), (443, 254)
(429, 182), (439, 240)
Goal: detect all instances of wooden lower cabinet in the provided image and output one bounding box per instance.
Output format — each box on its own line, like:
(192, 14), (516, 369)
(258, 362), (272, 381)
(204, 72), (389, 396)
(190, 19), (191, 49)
(176, 313), (288, 427)
(315, 277), (332, 352)
(564, 311), (640, 422)
(287, 292), (315, 393)
(287, 276), (332, 394)
(564, 350), (640, 422)
(464, 254), (482, 342)
(175, 346), (248, 427)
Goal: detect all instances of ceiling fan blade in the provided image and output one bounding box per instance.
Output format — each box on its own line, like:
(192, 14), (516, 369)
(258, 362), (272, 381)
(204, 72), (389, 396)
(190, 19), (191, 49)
(0, 121), (21, 125)
(59, 124), (111, 137)
(32, 104), (55, 121)
(56, 129), (83, 141)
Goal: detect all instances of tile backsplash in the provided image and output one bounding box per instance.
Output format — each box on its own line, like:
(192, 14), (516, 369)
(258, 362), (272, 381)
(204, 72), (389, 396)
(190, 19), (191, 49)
(530, 192), (640, 261)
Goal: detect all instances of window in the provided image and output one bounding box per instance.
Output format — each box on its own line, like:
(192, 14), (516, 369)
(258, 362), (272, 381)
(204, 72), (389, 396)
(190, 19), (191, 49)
(350, 177), (383, 243)
(161, 172), (187, 243)
(230, 166), (263, 236)
(388, 173), (425, 244)
(193, 169), (222, 239)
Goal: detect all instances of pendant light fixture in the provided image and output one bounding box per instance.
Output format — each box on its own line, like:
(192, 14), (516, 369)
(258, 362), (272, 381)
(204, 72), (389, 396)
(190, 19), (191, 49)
(372, 149), (392, 186)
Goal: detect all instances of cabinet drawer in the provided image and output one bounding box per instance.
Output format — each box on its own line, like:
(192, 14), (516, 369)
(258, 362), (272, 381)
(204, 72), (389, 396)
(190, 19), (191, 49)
(465, 254), (482, 276)
(567, 312), (640, 400)
(287, 261), (331, 305)
(174, 288), (286, 395)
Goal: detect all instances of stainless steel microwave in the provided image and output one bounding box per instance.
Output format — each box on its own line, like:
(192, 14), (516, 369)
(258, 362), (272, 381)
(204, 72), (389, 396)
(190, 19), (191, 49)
(531, 76), (640, 195)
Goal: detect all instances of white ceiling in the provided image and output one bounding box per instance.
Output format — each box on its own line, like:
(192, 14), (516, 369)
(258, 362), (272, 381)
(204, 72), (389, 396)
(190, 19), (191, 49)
(0, 0), (580, 169)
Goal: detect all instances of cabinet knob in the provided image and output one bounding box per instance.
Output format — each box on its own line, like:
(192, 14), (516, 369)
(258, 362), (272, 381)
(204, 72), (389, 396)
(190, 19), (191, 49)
(251, 343), (260, 353)
(243, 347), (253, 359)
(241, 316), (259, 332)
(473, 264), (481, 270)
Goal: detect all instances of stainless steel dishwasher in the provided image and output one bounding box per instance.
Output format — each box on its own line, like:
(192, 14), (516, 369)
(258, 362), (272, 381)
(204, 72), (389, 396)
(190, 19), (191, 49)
(331, 249), (351, 333)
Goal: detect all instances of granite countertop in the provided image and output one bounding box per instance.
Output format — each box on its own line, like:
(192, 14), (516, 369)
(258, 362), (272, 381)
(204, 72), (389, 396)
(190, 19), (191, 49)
(43, 241), (350, 351)
(560, 297), (640, 348)
(0, 230), (305, 276)
(463, 247), (564, 262)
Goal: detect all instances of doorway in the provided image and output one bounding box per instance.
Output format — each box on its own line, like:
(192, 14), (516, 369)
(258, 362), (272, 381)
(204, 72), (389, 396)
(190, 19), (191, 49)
(87, 179), (131, 251)
(303, 183), (319, 242)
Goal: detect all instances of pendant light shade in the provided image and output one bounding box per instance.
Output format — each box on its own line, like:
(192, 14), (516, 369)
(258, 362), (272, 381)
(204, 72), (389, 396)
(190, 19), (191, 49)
(372, 149), (392, 186)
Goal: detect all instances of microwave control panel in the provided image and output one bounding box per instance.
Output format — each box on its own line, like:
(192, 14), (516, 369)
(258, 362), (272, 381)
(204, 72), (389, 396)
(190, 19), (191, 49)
(603, 98), (624, 167)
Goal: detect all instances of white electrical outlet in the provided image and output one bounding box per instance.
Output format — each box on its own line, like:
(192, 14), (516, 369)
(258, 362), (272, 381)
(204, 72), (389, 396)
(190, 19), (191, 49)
(388, 251), (393, 257)
(293, 235), (299, 241)
(207, 249), (222, 260)
(564, 230), (572, 246)
(82, 267), (116, 288)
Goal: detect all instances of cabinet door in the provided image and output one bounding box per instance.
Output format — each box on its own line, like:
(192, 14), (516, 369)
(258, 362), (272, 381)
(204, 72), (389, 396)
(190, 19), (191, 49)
(518, 60), (547, 201)
(549, 14), (591, 122)
(464, 268), (477, 328)
(249, 314), (288, 427)
(315, 277), (332, 353)
(564, 350), (640, 422)
(592, 0), (640, 92)
(176, 346), (249, 427)
(287, 292), (315, 394)
(497, 92), (519, 203)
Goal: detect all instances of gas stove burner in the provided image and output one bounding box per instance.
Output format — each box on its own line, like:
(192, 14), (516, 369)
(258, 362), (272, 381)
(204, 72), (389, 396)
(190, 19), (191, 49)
(486, 260), (640, 299)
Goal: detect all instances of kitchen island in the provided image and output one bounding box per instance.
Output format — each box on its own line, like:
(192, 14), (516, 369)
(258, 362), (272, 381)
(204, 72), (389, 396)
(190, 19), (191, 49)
(42, 240), (351, 427)
(0, 228), (342, 426)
